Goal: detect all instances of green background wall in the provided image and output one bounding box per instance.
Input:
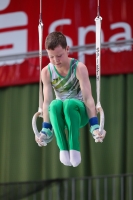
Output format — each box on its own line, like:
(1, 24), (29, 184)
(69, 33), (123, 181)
(0, 74), (133, 183)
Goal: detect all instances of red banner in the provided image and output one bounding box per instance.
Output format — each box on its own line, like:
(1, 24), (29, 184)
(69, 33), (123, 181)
(0, 0), (133, 87)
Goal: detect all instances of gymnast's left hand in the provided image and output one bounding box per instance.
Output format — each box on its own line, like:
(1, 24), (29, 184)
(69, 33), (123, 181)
(35, 134), (47, 147)
(92, 129), (106, 143)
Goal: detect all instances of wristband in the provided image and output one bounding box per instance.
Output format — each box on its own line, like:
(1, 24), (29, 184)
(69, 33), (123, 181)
(89, 117), (98, 126)
(42, 122), (52, 130)
(89, 117), (99, 134)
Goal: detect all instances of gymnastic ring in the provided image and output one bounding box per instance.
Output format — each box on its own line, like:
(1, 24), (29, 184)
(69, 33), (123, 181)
(96, 106), (105, 134)
(32, 112), (54, 143)
(32, 111), (42, 138)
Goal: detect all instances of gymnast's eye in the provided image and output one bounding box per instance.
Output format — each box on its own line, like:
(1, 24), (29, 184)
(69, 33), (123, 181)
(57, 54), (62, 58)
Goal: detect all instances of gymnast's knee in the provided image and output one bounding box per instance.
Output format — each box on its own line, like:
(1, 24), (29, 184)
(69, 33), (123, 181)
(63, 99), (76, 113)
(49, 99), (63, 112)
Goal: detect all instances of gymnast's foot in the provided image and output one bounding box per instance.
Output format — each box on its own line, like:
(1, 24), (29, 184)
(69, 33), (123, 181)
(60, 150), (72, 166)
(70, 150), (81, 167)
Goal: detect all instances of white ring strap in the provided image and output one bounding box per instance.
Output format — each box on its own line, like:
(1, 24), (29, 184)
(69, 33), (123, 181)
(32, 0), (43, 137)
(38, 20), (43, 116)
(95, 16), (105, 134)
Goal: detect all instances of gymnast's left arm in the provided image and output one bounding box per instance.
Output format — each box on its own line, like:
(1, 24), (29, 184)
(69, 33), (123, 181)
(76, 62), (106, 142)
(76, 62), (96, 118)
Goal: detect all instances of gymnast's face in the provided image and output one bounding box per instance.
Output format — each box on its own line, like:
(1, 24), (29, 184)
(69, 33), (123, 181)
(46, 45), (69, 68)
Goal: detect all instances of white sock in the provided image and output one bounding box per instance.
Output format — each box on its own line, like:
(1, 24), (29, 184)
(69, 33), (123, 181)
(70, 150), (81, 167)
(60, 150), (72, 166)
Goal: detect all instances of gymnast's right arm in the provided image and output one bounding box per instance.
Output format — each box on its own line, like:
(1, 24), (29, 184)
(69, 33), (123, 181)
(41, 66), (54, 123)
(35, 66), (54, 146)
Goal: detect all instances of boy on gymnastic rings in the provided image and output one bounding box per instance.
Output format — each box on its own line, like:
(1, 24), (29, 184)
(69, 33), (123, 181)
(35, 31), (106, 167)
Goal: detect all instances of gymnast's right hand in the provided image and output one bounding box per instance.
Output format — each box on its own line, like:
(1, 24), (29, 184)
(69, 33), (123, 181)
(35, 122), (54, 147)
(35, 133), (47, 147)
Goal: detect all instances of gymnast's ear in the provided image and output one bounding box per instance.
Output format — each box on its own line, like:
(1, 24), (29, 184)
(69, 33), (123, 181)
(66, 46), (70, 52)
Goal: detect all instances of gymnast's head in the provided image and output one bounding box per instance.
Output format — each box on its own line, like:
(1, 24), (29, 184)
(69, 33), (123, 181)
(45, 31), (67, 50)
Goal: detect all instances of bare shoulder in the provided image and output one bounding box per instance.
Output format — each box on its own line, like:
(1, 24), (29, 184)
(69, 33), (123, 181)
(76, 61), (89, 79)
(41, 65), (49, 77)
(41, 65), (50, 83)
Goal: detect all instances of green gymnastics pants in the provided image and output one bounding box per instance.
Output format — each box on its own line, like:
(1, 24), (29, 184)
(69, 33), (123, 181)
(49, 99), (88, 151)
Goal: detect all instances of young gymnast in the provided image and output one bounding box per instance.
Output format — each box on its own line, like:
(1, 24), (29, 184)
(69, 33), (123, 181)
(35, 31), (106, 167)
